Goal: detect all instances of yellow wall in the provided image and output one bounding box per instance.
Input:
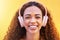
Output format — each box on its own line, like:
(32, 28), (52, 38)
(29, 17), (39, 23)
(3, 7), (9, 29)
(0, 0), (60, 40)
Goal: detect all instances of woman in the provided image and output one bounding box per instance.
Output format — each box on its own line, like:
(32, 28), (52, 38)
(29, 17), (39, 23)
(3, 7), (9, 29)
(4, 1), (59, 40)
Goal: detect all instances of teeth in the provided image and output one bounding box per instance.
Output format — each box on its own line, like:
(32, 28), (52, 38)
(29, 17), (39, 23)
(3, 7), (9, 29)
(29, 26), (37, 29)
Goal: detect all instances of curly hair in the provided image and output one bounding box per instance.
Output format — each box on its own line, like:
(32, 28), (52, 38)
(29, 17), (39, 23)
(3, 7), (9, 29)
(3, 2), (59, 40)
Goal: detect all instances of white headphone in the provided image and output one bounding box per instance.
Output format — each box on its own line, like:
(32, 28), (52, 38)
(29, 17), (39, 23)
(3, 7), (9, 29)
(18, 9), (24, 27)
(18, 2), (48, 27)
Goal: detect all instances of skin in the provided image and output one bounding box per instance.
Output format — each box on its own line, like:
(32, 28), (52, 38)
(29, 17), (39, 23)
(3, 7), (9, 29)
(23, 6), (43, 40)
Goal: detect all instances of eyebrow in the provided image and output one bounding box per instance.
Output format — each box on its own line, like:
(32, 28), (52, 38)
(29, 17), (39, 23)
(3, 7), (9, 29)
(35, 14), (41, 16)
(25, 14), (31, 16)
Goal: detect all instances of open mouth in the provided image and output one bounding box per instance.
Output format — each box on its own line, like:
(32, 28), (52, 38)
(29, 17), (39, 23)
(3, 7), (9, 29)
(28, 25), (38, 30)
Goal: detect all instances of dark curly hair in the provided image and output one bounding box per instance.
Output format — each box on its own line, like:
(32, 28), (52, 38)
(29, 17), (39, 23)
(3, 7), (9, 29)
(3, 1), (59, 40)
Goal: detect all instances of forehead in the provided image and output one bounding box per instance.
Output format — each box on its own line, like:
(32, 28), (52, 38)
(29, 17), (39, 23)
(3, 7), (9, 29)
(24, 6), (42, 15)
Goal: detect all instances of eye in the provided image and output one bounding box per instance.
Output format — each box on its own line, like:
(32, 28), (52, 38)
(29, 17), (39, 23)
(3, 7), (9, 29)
(25, 16), (31, 19)
(35, 16), (41, 19)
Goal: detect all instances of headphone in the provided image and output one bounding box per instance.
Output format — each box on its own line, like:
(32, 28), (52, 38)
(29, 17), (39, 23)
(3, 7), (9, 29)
(18, 2), (48, 27)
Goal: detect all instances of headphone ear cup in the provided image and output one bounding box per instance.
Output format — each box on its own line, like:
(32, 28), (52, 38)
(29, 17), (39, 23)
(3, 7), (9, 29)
(18, 16), (24, 27)
(42, 16), (48, 27)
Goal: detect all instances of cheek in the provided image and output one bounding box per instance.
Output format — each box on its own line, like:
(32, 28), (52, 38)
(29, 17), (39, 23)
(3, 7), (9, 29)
(37, 20), (43, 30)
(37, 19), (43, 27)
(24, 20), (29, 27)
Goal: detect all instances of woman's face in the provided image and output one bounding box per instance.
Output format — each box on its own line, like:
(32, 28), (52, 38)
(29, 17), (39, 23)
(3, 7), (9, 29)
(23, 6), (43, 34)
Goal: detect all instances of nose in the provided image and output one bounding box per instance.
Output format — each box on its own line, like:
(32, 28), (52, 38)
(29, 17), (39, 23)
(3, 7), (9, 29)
(30, 17), (36, 24)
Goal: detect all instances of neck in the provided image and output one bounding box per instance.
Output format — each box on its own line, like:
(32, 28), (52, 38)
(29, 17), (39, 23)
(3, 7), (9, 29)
(26, 32), (40, 40)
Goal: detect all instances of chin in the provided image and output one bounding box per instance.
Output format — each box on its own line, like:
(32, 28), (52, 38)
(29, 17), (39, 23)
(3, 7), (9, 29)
(28, 29), (39, 34)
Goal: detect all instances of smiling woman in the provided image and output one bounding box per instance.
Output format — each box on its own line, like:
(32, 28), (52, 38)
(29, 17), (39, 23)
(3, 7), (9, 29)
(3, 1), (59, 40)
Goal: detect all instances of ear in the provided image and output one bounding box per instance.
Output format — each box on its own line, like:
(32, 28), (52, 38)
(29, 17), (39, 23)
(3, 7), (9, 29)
(18, 16), (24, 27)
(42, 15), (48, 27)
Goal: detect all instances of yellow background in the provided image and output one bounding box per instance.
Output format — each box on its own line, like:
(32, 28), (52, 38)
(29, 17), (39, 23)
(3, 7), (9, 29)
(0, 0), (60, 40)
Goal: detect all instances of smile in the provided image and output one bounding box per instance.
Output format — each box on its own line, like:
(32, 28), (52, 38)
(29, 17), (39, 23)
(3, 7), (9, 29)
(29, 25), (38, 30)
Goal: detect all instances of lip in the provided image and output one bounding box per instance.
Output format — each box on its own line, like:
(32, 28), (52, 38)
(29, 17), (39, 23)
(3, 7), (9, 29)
(28, 25), (38, 27)
(29, 24), (38, 26)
